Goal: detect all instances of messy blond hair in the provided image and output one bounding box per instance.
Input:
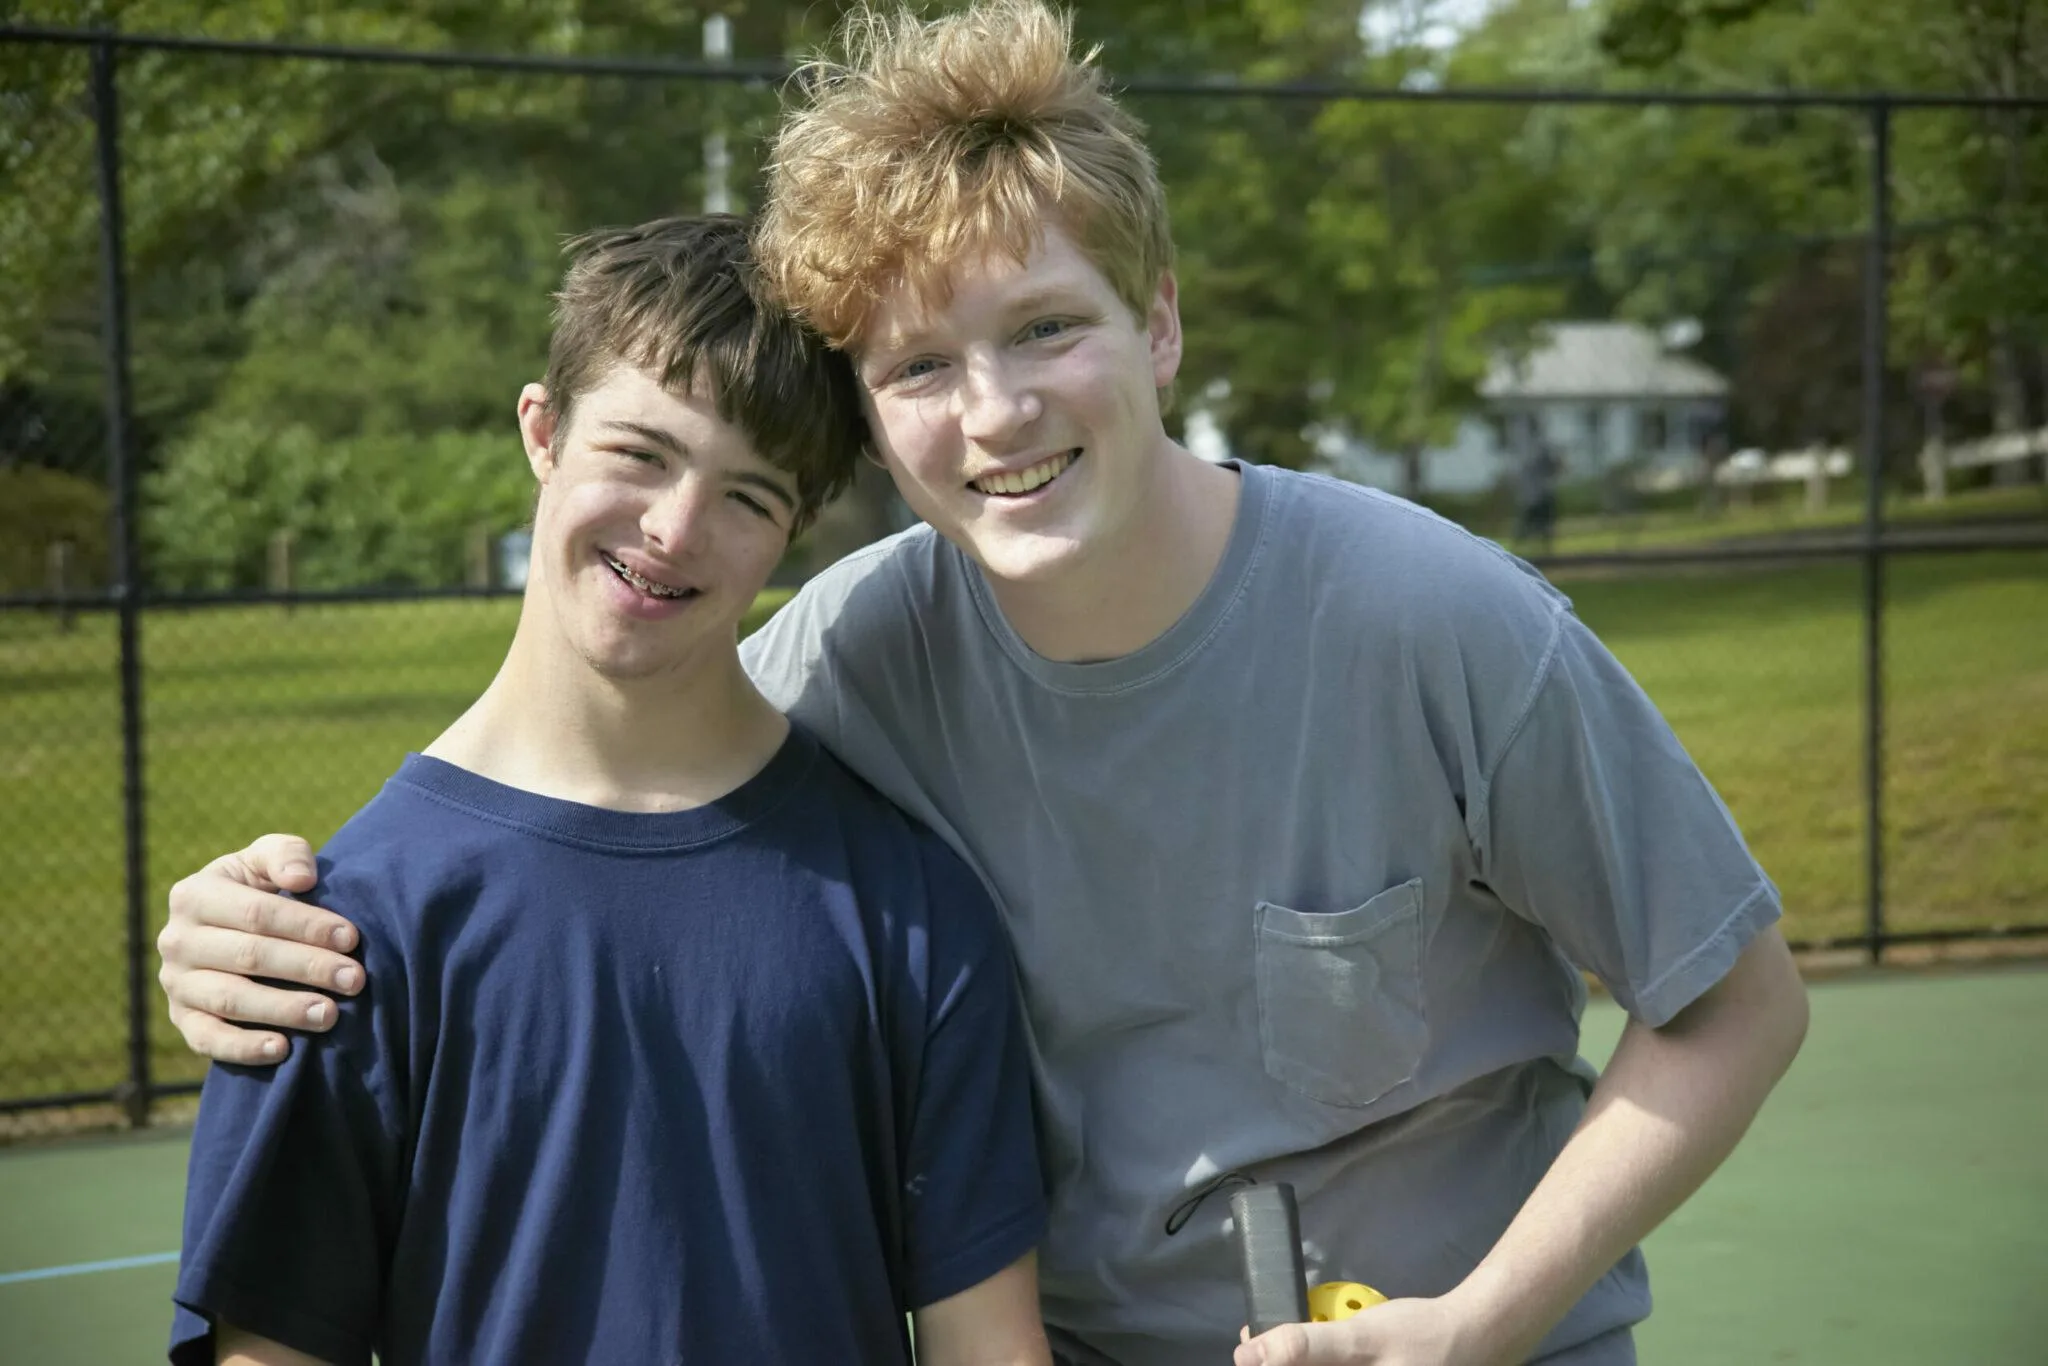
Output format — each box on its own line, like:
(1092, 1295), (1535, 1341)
(755, 0), (1173, 350)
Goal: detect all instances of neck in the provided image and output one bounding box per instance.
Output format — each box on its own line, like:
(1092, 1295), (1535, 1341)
(987, 442), (1241, 663)
(426, 593), (786, 812)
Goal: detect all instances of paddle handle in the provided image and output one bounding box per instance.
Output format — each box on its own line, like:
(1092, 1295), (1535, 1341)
(1230, 1181), (1310, 1336)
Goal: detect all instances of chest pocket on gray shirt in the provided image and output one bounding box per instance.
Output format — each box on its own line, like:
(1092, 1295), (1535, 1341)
(1255, 879), (1428, 1108)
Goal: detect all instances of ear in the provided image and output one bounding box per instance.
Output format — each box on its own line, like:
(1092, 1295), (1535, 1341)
(1146, 271), (1184, 389)
(518, 383), (560, 483)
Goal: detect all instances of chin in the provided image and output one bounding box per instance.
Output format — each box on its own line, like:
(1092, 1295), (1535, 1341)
(963, 527), (1092, 587)
(571, 627), (692, 682)
(577, 645), (675, 682)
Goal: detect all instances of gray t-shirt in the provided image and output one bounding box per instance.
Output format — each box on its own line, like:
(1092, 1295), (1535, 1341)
(742, 460), (1780, 1365)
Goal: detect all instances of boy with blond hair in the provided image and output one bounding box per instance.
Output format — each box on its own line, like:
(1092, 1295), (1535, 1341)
(158, 6), (1809, 1364)
(166, 215), (1050, 1366)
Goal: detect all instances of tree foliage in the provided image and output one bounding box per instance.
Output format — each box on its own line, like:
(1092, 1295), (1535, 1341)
(2, 0), (2041, 590)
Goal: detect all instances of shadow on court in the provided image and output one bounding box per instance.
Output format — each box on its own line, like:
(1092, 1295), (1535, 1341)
(4, 964), (2044, 1364)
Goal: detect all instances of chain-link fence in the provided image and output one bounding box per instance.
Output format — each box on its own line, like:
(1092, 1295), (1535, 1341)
(2, 22), (2045, 1128)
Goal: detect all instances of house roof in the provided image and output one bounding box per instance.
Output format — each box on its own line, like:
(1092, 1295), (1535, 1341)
(1480, 321), (1728, 402)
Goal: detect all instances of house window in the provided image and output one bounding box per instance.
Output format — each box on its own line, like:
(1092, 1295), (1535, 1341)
(1488, 412), (1523, 454)
(1688, 408), (1725, 453)
(1640, 407), (1667, 454)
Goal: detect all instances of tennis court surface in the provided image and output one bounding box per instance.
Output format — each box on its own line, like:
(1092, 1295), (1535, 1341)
(5, 963), (2044, 1363)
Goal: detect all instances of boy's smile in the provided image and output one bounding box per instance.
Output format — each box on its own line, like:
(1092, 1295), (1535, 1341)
(599, 549), (702, 614)
(967, 447), (1081, 500)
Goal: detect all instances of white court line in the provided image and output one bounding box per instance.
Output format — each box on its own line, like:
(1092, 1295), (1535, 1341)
(0, 1251), (179, 1287)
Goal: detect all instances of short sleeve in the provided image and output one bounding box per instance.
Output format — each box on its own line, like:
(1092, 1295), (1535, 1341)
(1473, 609), (1782, 1027)
(897, 842), (1047, 1309)
(169, 872), (409, 1366)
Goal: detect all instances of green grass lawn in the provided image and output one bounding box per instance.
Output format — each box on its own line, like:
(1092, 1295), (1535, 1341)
(2, 556), (2044, 1105)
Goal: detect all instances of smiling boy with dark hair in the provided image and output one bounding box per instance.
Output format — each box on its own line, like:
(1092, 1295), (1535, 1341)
(168, 214), (1050, 1366)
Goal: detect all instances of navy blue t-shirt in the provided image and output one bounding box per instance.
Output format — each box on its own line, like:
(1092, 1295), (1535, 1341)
(170, 726), (1045, 1365)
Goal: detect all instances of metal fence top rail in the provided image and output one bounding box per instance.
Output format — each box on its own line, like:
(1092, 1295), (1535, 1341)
(4, 527), (2044, 614)
(6, 23), (2048, 112)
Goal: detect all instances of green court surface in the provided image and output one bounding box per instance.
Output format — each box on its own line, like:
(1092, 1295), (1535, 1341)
(4, 965), (2044, 1364)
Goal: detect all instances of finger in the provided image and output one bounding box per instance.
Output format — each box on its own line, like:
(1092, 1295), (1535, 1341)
(169, 966), (348, 1032)
(242, 832), (320, 892)
(169, 874), (358, 954)
(166, 922), (362, 995)
(175, 1008), (293, 1065)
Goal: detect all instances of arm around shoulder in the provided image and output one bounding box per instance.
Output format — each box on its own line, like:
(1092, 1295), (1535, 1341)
(912, 1252), (1052, 1366)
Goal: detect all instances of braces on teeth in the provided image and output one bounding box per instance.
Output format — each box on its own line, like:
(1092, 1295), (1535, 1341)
(605, 554), (689, 599)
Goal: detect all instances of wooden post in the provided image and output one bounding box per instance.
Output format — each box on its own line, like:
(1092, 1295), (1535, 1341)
(47, 539), (76, 633)
(1805, 455), (1831, 514)
(466, 523), (492, 592)
(268, 529), (294, 611)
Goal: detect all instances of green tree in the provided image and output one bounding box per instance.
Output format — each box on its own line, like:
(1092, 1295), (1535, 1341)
(146, 419), (534, 590)
(1587, 0), (2048, 458)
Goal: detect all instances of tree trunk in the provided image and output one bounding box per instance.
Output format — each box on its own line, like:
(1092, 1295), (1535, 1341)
(1402, 279), (1450, 503)
(1992, 322), (2026, 434)
(1401, 444), (1425, 500)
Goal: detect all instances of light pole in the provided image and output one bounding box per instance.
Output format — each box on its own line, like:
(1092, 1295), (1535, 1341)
(703, 14), (731, 214)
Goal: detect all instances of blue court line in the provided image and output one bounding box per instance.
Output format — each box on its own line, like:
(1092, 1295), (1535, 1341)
(0, 1251), (179, 1287)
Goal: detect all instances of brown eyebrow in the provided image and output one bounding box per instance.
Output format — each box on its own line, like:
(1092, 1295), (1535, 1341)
(599, 420), (689, 458)
(730, 469), (798, 514)
(598, 420), (797, 513)
(1002, 286), (1091, 319)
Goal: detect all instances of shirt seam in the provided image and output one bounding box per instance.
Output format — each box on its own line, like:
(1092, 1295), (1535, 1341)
(1464, 597), (1571, 862)
(905, 1196), (1048, 1309)
(1296, 470), (1565, 584)
(387, 740), (820, 856)
(175, 1276), (373, 1364)
(1629, 874), (1782, 1026)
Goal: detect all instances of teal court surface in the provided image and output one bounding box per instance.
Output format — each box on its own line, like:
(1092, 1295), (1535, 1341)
(4, 964), (2045, 1364)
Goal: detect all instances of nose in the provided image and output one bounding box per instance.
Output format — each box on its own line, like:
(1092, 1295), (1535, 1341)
(958, 351), (1042, 446)
(640, 473), (717, 555)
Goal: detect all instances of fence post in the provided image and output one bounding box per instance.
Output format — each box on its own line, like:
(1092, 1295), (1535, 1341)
(1861, 101), (1892, 967)
(91, 39), (153, 1126)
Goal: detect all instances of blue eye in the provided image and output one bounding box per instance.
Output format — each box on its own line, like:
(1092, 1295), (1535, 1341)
(900, 358), (939, 380)
(1026, 319), (1066, 340)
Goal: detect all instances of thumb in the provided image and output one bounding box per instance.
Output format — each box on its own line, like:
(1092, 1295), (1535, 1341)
(1235, 1321), (1349, 1366)
(242, 832), (319, 891)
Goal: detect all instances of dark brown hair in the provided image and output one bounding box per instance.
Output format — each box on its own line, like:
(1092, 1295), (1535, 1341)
(544, 214), (866, 530)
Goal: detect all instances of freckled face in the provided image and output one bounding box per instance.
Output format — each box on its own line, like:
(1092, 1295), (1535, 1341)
(522, 365), (796, 682)
(853, 226), (1183, 586)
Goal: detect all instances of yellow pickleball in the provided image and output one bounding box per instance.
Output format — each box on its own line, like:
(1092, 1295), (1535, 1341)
(1308, 1281), (1388, 1322)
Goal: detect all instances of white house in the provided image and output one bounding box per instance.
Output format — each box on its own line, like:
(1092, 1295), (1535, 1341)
(1313, 320), (1731, 497)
